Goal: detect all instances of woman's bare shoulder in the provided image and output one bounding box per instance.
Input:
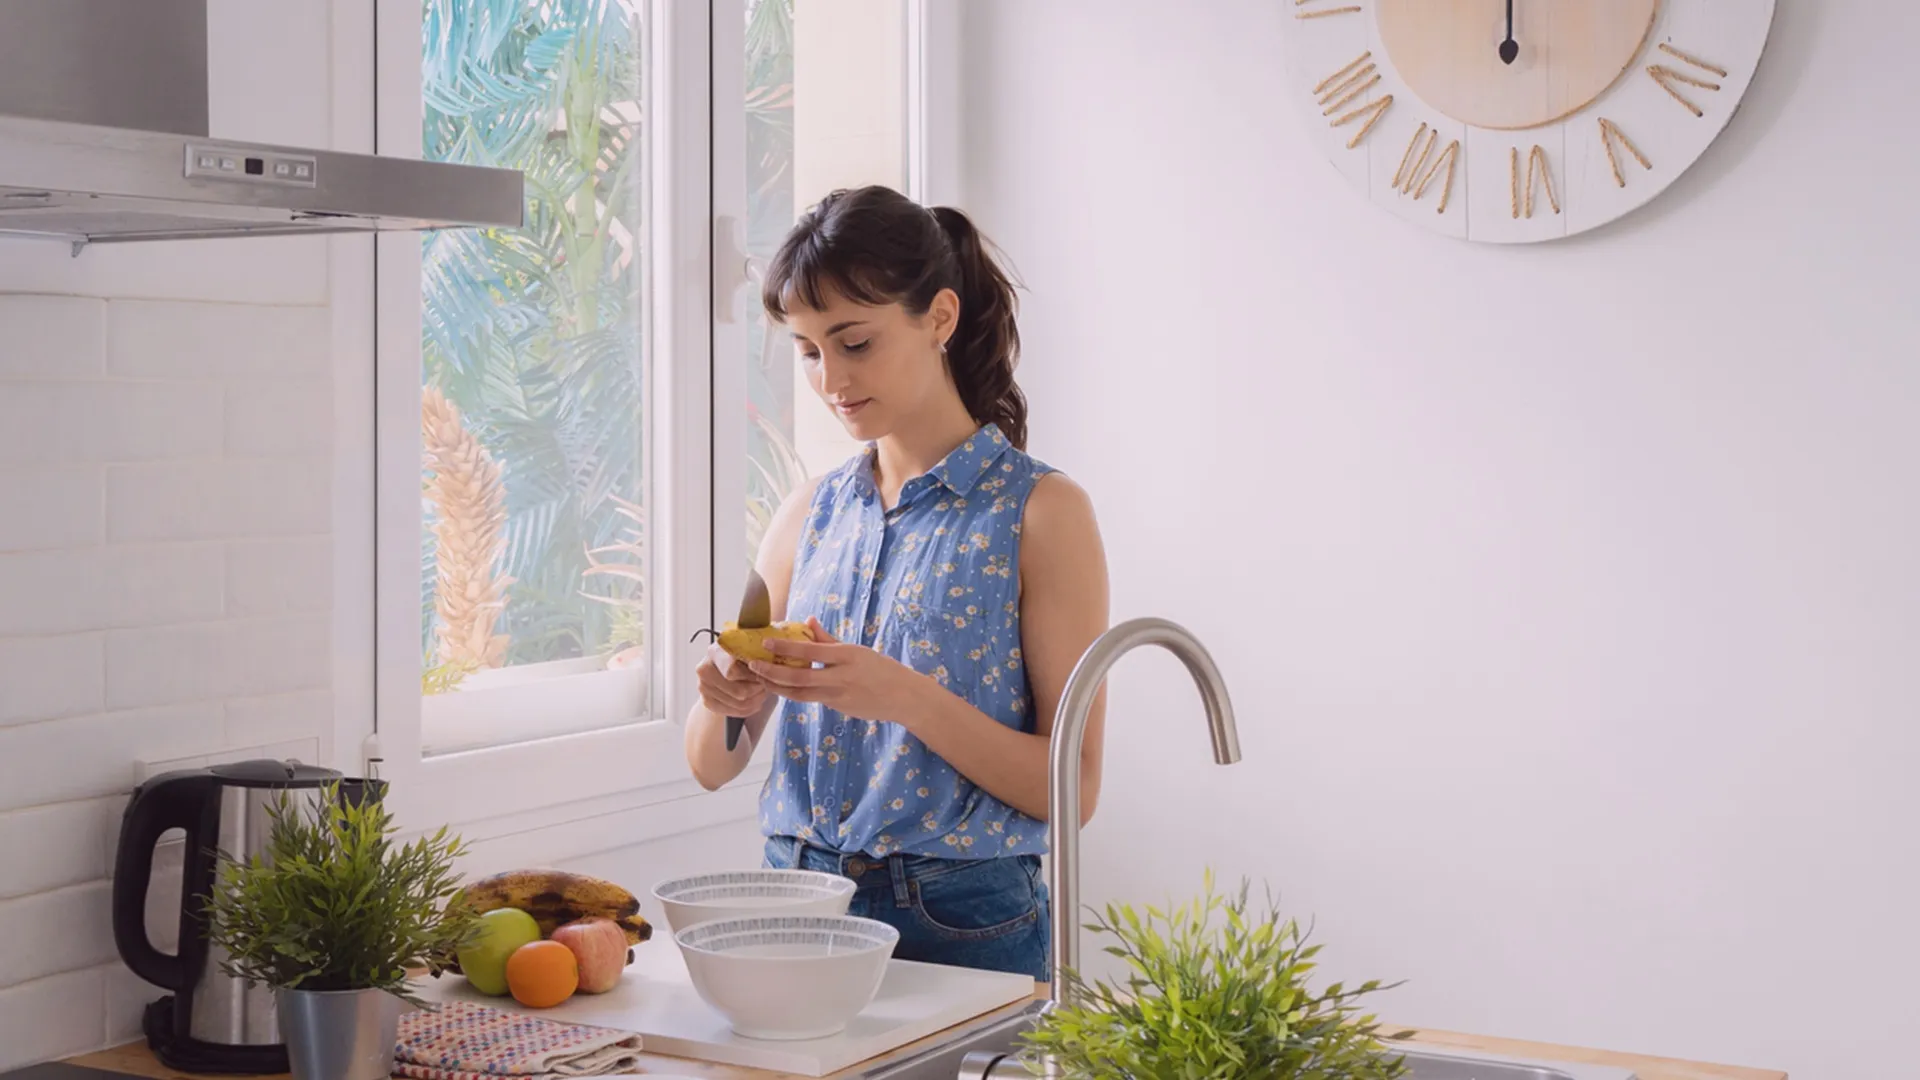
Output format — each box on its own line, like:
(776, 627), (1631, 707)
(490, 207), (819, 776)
(1019, 470), (1106, 588)
(1023, 470), (1100, 540)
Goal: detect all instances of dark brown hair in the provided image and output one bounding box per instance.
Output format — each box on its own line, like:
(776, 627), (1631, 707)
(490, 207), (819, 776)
(761, 185), (1028, 450)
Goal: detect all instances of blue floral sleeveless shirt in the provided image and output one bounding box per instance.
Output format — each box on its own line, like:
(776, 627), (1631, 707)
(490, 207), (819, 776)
(759, 423), (1054, 860)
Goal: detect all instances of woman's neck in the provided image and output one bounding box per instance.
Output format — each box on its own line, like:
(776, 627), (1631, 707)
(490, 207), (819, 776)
(872, 401), (982, 508)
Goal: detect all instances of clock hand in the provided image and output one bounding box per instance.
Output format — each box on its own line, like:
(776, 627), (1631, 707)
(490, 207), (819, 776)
(1500, 0), (1519, 64)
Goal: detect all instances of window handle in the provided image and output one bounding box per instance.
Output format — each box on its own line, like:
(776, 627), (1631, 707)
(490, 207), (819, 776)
(714, 214), (753, 324)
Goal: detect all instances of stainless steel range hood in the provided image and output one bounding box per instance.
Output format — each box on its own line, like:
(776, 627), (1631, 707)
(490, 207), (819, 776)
(0, 0), (523, 253)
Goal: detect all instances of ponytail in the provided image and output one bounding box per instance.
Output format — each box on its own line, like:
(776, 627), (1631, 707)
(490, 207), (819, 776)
(760, 185), (1030, 450)
(929, 206), (1027, 450)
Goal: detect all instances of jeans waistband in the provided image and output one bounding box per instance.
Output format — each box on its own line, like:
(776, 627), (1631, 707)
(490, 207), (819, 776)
(770, 835), (1036, 888)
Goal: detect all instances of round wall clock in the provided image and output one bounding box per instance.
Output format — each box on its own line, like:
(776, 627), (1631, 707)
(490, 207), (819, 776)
(1279, 0), (1776, 243)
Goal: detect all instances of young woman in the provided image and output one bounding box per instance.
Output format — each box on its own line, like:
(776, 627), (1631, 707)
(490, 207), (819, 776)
(683, 184), (1109, 982)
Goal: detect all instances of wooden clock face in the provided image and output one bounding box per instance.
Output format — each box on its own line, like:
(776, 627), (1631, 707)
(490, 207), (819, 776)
(1281, 0), (1775, 243)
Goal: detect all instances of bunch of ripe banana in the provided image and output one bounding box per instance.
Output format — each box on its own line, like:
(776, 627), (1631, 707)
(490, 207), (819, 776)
(448, 869), (652, 971)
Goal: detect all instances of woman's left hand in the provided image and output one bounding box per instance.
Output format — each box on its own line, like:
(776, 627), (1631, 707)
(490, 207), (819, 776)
(750, 618), (935, 727)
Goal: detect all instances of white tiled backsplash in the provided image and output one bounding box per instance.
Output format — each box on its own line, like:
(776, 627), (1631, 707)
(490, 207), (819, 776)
(0, 290), (333, 1069)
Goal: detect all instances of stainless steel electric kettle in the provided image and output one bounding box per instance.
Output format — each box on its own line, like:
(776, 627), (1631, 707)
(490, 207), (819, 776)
(110, 759), (376, 1074)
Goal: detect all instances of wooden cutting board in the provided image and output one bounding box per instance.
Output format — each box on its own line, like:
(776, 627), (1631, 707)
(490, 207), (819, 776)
(410, 942), (1037, 1078)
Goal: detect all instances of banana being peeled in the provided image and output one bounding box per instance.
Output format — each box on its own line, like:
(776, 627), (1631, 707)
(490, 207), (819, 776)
(692, 621), (812, 668)
(454, 869), (653, 945)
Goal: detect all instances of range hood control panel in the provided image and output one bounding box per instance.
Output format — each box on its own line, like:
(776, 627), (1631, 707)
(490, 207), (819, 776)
(184, 144), (318, 188)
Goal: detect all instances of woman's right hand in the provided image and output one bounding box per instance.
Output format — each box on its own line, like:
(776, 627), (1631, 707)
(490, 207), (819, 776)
(696, 643), (770, 718)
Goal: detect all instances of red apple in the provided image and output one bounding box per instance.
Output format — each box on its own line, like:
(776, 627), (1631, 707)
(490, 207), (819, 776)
(550, 916), (628, 994)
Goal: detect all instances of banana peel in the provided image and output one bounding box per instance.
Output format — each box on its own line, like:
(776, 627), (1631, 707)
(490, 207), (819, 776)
(700, 621), (813, 668)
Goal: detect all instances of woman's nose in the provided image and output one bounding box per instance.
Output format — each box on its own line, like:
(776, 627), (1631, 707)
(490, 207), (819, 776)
(816, 353), (853, 394)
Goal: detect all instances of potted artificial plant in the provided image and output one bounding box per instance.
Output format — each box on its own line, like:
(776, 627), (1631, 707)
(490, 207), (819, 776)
(204, 779), (477, 1080)
(1021, 871), (1415, 1080)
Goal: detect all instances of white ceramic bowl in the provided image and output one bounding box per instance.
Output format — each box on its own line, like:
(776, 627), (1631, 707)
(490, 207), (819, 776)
(674, 914), (899, 1041)
(651, 869), (856, 934)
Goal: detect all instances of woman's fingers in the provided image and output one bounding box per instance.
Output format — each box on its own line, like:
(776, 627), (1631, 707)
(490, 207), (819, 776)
(708, 643), (761, 684)
(701, 684), (760, 716)
(698, 661), (765, 715)
(748, 659), (812, 688)
(761, 637), (841, 665)
(749, 659), (838, 694)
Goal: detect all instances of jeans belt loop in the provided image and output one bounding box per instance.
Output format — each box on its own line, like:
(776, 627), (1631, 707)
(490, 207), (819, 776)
(888, 855), (912, 907)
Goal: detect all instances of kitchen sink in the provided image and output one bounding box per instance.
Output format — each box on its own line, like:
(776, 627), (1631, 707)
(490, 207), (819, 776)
(853, 1002), (1639, 1080)
(854, 1001), (1041, 1079)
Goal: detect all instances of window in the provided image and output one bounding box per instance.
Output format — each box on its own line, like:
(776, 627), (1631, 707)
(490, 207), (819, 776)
(415, 0), (653, 756)
(352, 0), (920, 839)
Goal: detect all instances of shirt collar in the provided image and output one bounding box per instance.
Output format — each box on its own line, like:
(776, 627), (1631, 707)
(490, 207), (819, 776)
(926, 423), (1011, 497)
(851, 423), (1012, 504)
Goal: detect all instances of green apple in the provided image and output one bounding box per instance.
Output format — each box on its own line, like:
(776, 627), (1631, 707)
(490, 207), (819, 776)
(458, 908), (542, 996)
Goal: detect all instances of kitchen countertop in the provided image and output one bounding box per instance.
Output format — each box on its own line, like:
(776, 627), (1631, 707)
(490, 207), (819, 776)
(64, 992), (1786, 1080)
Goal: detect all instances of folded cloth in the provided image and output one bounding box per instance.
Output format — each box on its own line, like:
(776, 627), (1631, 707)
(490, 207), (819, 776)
(395, 1000), (646, 1080)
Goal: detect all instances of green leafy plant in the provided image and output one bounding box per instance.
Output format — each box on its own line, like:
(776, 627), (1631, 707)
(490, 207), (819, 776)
(1020, 871), (1414, 1080)
(421, 657), (479, 696)
(204, 781), (479, 1004)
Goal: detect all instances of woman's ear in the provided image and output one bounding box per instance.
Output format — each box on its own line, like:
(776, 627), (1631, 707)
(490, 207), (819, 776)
(929, 287), (961, 349)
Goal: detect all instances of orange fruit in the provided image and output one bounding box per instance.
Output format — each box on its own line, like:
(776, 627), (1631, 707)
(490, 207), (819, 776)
(505, 940), (578, 1008)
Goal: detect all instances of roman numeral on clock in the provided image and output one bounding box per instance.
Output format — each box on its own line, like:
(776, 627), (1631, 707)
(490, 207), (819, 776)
(1510, 145), (1559, 219)
(1314, 52), (1393, 149)
(1392, 122), (1460, 214)
(1648, 41), (1727, 117)
(1598, 118), (1652, 187)
(1294, 0), (1363, 18)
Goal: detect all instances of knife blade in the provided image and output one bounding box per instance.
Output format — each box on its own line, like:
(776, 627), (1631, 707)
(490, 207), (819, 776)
(724, 569), (773, 751)
(736, 568), (772, 630)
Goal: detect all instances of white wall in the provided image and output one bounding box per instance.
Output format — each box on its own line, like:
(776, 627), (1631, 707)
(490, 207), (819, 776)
(957, 4), (1916, 1079)
(0, 1), (337, 1066)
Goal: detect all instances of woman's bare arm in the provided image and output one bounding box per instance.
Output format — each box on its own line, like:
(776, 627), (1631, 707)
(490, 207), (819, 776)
(684, 476), (820, 790)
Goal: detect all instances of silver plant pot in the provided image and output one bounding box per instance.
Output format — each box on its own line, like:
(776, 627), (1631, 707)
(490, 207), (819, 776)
(276, 987), (403, 1080)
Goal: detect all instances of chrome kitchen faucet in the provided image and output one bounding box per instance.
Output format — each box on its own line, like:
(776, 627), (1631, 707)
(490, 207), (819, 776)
(859, 616), (1244, 1080)
(1042, 617), (1244, 1012)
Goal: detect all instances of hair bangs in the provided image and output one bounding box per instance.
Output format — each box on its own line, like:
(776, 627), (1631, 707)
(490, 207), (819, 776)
(760, 230), (897, 322)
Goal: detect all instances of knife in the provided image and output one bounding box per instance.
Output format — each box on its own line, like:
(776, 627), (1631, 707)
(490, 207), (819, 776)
(724, 569), (773, 752)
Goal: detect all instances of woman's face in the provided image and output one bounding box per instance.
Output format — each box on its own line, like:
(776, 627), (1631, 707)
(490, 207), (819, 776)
(782, 285), (959, 443)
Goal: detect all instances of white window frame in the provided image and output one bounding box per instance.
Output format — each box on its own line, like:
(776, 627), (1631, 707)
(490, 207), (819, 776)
(332, 0), (937, 842)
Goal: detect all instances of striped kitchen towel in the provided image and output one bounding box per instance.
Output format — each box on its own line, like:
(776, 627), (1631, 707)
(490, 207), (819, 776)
(395, 1000), (646, 1080)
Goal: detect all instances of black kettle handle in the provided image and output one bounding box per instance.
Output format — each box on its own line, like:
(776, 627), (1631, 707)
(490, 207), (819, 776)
(112, 770), (218, 990)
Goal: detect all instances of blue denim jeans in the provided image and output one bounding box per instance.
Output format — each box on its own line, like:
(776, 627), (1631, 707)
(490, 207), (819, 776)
(763, 835), (1051, 982)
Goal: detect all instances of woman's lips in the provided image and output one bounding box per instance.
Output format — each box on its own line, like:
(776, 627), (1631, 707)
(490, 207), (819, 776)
(833, 399), (871, 417)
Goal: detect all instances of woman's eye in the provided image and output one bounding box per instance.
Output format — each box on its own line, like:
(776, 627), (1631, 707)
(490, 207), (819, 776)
(799, 350), (821, 363)
(842, 339), (871, 355)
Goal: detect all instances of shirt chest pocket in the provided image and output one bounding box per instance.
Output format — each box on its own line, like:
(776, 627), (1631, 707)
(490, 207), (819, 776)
(892, 590), (1025, 703)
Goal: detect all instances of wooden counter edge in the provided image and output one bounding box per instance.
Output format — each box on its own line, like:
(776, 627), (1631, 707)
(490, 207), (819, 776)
(65, 994), (1788, 1080)
(1384, 1027), (1787, 1080)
